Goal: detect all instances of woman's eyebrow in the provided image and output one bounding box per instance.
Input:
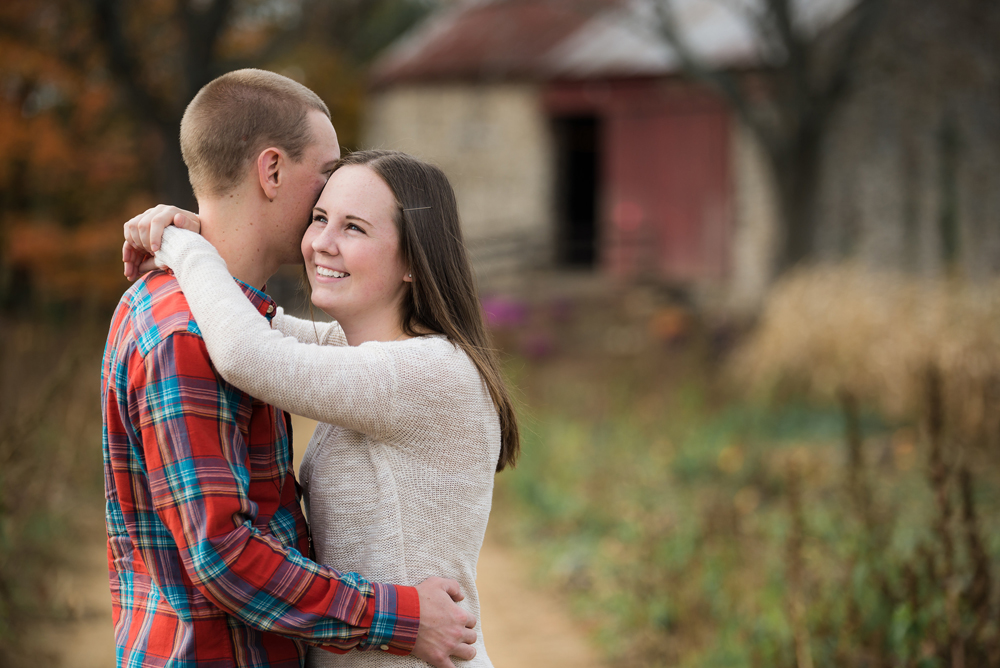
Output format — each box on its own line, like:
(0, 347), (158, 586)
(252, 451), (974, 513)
(311, 208), (372, 227)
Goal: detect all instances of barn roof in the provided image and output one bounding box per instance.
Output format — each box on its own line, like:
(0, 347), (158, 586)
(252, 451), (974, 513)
(370, 0), (858, 87)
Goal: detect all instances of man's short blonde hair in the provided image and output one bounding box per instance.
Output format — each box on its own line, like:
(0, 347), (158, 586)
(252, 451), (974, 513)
(180, 69), (331, 198)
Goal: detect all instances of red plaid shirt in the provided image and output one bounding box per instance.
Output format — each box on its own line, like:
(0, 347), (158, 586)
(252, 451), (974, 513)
(101, 270), (419, 667)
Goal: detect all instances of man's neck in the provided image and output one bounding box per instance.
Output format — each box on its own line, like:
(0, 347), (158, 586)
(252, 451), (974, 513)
(196, 193), (278, 290)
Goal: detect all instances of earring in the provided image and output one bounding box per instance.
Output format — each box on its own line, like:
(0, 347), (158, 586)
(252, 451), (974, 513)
(408, 273), (412, 278)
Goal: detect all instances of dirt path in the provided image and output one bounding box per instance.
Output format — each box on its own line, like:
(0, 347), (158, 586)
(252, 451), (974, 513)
(33, 515), (116, 668)
(476, 536), (605, 668)
(32, 417), (604, 668)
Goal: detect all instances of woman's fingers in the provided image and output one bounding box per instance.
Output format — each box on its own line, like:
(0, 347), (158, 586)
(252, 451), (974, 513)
(123, 204), (203, 279)
(147, 206), (179, 252)
(122, 240), (152, 281)
(172, 211), (202, 234)
(129, 205), (201, 253)
(122, 240), (135, 280)
(123, 214), (141, 253)
(137, 204), (166, 253)
(136, 255), (158, 275)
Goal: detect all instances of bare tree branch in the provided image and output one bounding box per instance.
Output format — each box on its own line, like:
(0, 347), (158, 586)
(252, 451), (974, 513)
(180, 0), (235, 91)
(0, 5), (101, 82)
(821, 0), (885, 108)
(650, 0), (780, 151)
(209, 0), (327, 78)
(92, 0), (174, 130)
(720, 0), (784, 63)
(649, 0), (886, 269)
(215, 23), (303, 73)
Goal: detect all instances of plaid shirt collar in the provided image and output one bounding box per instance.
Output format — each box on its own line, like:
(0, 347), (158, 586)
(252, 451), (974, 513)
(235, 278), (277, 322)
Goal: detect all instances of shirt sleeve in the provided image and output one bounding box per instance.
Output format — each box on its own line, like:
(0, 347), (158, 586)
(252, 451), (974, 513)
(137, 316), (419, 654)
(156, 227), (400, 437)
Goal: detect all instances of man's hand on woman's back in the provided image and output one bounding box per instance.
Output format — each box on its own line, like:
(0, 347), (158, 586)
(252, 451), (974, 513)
(413, 577), (478, 668)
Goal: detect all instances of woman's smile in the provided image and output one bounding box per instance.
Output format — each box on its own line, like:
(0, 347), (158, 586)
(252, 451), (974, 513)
(315, 266), (350, 279)
(301, 164), (411, 342)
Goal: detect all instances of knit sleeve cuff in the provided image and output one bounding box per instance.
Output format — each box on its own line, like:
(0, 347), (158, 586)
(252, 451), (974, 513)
(156, 226), (226, 275)
(362, 583), (420, 655)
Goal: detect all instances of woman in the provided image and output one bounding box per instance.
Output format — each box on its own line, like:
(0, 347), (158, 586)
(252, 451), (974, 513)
(124, 150), (518, 667)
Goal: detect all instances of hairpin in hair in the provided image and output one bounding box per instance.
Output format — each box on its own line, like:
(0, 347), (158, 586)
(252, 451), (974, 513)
(403, 206), (432, 211)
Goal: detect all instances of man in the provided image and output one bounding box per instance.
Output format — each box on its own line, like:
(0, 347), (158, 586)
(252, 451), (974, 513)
(103, 69), (476, 668)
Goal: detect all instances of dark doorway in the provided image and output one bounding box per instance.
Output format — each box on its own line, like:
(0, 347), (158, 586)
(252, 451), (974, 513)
(552, 116), (600, 267)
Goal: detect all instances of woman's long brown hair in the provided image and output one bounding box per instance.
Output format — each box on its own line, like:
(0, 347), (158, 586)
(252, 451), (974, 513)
(332, 149), (520, 472)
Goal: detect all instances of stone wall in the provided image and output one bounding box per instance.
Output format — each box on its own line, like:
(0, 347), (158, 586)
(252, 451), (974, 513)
(814, 0), (1000, 279)
(363, 82), (555, 291)
(727, 119), (780, 312)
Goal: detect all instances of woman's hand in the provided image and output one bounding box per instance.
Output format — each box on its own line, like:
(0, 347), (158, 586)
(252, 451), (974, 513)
(122, 205), (202, 281)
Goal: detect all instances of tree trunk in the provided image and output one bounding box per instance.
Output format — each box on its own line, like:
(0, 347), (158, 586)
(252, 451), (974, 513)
(154, 126), (197, 210)
(771, 122), (825, 271)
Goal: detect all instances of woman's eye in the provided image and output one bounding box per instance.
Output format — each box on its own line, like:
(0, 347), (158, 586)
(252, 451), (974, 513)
(311, 214), (327, 224)
(346, 222), (364, 233)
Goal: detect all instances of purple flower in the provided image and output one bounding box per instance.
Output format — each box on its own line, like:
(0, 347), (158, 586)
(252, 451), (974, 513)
(481, 295), (529, 329)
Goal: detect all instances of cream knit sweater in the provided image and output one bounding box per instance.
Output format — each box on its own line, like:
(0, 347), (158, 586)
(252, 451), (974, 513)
(156, 228), (499, 668)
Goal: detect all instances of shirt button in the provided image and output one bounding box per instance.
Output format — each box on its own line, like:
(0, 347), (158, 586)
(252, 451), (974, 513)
(380, 645), (389, 651)
(266, 304), (275, 314)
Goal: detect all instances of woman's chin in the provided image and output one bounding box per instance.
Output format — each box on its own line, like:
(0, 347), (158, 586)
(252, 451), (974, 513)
(310, 296), (339, 321)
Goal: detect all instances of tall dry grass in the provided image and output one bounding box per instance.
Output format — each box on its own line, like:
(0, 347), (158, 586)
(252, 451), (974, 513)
(730, 264), (1000, 666)
(730, 264), (1000, 446)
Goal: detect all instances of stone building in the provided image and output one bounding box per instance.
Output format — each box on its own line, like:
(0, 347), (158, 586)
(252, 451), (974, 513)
(363, 0), (792, 308)
(362, 0), (998, 306)
(812, 0), (1000, 279)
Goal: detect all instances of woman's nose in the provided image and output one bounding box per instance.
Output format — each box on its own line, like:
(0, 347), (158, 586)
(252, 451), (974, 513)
(312, 227), (339, 255)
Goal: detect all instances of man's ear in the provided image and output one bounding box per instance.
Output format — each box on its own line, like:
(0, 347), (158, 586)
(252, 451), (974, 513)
(257, 148), (282, 201)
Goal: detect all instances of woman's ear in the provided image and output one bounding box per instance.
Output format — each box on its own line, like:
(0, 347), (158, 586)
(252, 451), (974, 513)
(404, 271), (413, 283)
(257, 148), (282, 202)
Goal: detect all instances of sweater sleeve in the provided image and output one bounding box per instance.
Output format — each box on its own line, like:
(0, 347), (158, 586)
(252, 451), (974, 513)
(271, 308), (348, 346)
(138, 330), (418, 652)
(155, 227), (396, 438)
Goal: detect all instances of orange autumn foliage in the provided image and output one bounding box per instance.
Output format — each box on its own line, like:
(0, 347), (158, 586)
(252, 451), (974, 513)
(0, 3), (151, 305)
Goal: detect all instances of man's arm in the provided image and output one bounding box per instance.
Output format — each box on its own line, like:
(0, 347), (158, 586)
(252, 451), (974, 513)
(137, 331), (475, 661)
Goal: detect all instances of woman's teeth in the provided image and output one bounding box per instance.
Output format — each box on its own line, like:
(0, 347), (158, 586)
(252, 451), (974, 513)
(317, 267), (348, 278)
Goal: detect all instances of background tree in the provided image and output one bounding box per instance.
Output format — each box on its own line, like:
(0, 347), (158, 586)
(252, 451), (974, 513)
(651, 0), (885, 273)
(92, 0), (438, 206)
(0, 0), (437, 307)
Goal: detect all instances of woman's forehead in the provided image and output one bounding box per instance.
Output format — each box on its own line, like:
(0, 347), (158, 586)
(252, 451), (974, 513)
(319, 165), (394, 216)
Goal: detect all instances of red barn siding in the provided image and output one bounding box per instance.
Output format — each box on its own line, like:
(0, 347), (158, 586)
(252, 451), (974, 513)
(545, 78), (733, 282)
